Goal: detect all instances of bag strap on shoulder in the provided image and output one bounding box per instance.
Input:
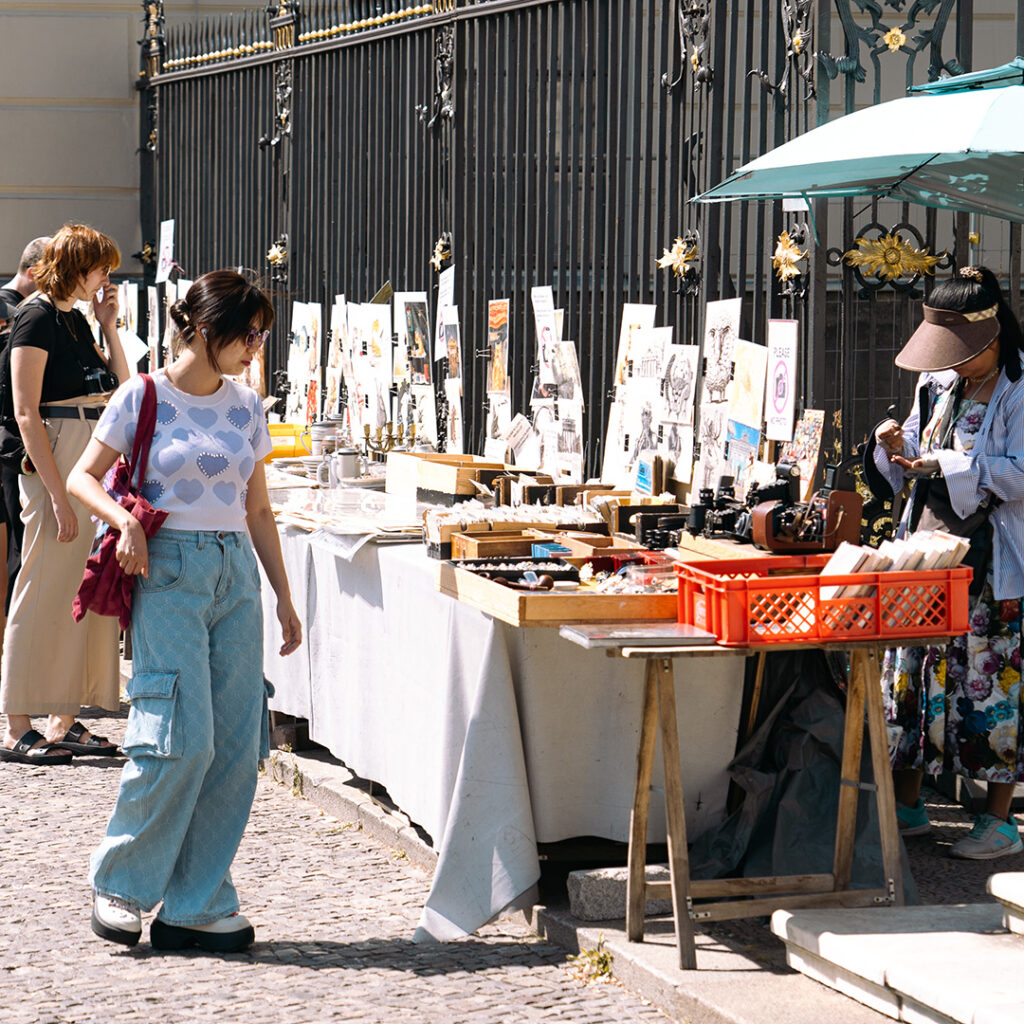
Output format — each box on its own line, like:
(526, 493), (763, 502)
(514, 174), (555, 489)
(127, 374), (157, 490)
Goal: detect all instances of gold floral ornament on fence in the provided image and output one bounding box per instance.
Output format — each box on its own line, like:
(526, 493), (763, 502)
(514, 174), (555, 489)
(267, 241), (287, 266)
(843, 231), (943, 282)
(430, 236), (451, 272)
(772, 230), (807, 283)
(883, 26), (907, 53)
(656, 236), (698, 279)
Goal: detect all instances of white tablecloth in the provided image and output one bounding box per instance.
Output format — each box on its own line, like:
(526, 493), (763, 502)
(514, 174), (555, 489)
(261, 528), (746, 940)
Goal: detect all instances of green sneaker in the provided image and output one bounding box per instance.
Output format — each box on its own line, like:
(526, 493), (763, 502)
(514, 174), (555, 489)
(950, 813), (1024, 860)
(896, 798), (931, 837)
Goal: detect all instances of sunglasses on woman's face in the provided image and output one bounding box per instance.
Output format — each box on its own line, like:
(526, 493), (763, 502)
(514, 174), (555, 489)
(245, 328), (270, 350)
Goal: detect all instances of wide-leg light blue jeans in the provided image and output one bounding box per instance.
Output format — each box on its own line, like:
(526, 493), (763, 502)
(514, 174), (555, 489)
(90, 529), (271, 926)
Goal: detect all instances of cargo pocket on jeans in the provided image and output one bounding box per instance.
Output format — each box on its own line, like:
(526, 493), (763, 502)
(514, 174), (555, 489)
(259, 678), (275, 761)
(123, 672), (182, 758)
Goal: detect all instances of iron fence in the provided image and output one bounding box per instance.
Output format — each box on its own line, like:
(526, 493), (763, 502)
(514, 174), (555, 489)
(139, 0), (1024, 478)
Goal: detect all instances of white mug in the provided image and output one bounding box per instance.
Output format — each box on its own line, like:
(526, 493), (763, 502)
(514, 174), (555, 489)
(315, 456), (340, 488)
(308, 422), (335, 457)
(336, 448), (360, 480)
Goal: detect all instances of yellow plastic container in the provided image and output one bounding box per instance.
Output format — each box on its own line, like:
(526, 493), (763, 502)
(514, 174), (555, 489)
(266, 423), (310, 462)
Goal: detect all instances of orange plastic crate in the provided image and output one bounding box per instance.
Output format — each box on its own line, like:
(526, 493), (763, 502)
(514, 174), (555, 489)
(675, 554), (971, 647)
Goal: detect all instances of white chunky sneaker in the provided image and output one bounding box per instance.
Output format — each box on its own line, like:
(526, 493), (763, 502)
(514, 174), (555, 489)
(91, 893), (142, 947)
(150, 912), (254, 953)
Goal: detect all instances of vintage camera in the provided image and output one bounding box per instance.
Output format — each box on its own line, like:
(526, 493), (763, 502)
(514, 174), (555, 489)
(686, 477), (748, 539)
(84, 367), (119, 395)
(750, 462), (862, 553)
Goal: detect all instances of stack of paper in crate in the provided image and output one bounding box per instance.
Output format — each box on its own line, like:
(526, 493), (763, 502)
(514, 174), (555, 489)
(821, 532), (970, 600)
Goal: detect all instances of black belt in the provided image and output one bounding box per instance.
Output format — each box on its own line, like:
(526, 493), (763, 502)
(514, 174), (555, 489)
(39, 405), (102, 421)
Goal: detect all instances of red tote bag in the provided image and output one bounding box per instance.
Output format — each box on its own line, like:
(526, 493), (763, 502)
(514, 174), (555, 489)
(72, 374), (169, 630)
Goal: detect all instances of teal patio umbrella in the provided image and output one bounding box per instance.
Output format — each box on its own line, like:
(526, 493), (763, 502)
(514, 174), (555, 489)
(695, 60), (1024, 222)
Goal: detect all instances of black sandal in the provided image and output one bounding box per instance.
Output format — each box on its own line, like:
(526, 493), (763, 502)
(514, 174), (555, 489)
(51, 721), (122, 757)
(0, 729), (73, 766)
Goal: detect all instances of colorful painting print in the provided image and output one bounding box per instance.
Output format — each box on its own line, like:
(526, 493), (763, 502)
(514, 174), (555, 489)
(488, 299), (510, 394)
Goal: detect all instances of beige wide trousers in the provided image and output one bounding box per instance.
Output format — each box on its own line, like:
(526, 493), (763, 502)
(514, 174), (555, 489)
(0, 409), (119, 715)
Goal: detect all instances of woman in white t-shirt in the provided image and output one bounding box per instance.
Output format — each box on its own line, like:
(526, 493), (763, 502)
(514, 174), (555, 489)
(68, 270), (302, 953)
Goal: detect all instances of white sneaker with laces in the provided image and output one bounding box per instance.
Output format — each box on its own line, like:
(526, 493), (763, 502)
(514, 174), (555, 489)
(91, 893), (142, 946)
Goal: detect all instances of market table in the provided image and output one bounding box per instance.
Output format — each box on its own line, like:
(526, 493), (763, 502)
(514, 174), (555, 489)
(559, 632), (957, 970)
(259, 526), (747, 941)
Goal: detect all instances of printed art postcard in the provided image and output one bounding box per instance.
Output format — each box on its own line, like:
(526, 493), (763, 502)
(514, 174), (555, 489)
(434, 266), (455, 362)
(661, 422), (694, 484)
(782, 408), (825, 501)
(393, 291), (427, 346)
(530, 285), (559, 385)
(550, 341), (583, 403)
(487, 298), (511, 394)
(444, 376), (464, 454)
(726, 420), (761, 497)
(411, 383), (438, 447)
(693, 404), (729, 493)
(487, 392), (512, 441)
(726, 339), (768, 430)
(612, 303), (657, 388)
(621, 378), (662, 479)
(700, 298), (741, 407)
(629, 326), (671, 382)
(600, 394), (628, 486)
(662, 344), (698, 425)
(405, 300), (432, 385)
(442, 305), (462, 381)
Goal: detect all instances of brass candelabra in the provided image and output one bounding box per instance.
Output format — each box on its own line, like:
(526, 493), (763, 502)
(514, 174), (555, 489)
(363, 421), (416, 458)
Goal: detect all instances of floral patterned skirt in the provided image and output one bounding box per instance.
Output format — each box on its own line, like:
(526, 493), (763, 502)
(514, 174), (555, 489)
(881, 581), (1024, 782)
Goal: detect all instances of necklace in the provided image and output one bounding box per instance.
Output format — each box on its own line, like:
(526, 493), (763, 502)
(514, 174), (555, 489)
(55, 308), (78, 341)
(938, 368), (997, 448)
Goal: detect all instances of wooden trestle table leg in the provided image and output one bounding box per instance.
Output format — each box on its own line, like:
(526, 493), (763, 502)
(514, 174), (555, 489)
(833, 648), (867, 891)
(656, 657), (698, 969)
(863, 648), (904, 905)
(626, 658), (659, 943)
(833, 648), (903, 906)
(625, 657), (698, 969)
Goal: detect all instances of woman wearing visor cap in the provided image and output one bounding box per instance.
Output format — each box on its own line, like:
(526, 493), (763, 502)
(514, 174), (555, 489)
(871, 265), (1024, 859)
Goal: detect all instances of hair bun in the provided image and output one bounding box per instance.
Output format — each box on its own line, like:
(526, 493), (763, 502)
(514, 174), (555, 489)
(168, 298), (192, 333)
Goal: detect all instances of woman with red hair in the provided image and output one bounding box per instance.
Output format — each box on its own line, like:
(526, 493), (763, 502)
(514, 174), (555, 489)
(0, 224), (129, 764)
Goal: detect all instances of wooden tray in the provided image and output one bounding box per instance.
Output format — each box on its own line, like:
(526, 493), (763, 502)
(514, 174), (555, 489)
(437, 562), (677, 627)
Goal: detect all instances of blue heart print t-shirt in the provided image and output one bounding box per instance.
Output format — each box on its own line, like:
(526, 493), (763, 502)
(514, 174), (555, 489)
(94, 369), (273, 532)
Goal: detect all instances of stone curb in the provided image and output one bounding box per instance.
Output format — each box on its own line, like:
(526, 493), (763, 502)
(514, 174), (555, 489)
(266, 747), (887, 1024)
(264, 748), (437, 872)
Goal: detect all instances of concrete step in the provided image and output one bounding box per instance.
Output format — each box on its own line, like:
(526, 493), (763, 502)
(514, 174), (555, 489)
(987, 871), (1024, 935)
(771, 903), (1024, 1023)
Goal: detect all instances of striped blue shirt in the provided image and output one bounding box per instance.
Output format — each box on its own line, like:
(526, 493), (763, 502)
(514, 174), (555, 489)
(876, 369), (1024, 600)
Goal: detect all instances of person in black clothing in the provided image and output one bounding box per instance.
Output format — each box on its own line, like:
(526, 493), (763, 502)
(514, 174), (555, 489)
(0, 224), (129, 763)
(0, 236), (49, 321)
(0, 236), (50, 640)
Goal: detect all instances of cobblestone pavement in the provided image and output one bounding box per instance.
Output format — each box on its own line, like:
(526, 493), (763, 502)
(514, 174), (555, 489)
(0, 708), (668, 1024)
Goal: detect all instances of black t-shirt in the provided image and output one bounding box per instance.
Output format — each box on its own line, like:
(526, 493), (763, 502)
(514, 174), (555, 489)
(7, 299), (107, 403)
(0, 286), (25, 350)
(0, 286), (25, 309)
